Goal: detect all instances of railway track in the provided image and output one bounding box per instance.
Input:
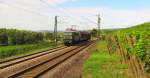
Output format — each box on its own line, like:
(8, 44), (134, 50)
(0, 45), (64, 64)
(0, 41), (94, 78)
(0, 45), (67, 69)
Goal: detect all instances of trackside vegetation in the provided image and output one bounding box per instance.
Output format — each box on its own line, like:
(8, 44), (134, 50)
(82, 41), (127, 78)
(0, 28), (54, 45)
(0, 28), (56, 59)
(0, 42), (53, 59)
(83, 22), (150, 77)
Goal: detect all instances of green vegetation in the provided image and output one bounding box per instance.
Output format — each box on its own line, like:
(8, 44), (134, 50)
(0, 29), (45, 45)
(0, 45), (53, 62)
(83, 22), (150, 77)
(82, 41), (127, 78)
(0, 41), (53, 59)
(107, 22), (150, 72)
(0, 28), (59, 59)
(118, 23), (149, 62)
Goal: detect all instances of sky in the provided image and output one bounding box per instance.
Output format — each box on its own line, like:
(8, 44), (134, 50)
(0, 0), (150, 31)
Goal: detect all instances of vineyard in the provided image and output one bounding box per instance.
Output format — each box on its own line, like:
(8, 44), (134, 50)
(106, 22), (150, 77)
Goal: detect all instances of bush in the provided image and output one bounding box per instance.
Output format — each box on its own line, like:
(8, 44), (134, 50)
(0, 29), (47, 45)
(0, 32), (8, 45)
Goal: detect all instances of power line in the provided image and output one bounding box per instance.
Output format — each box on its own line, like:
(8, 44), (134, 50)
(52, 3), (98, 25)
(39, 0), (76, 17)
(80, 16), (97, 25)
(1, 0), (99, 30)
(39, 0), (98, 28)
(0, 1), (51, 17)
(56, 5), (97, 25)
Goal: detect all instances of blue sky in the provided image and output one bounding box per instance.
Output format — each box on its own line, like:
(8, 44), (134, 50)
(0, 0), (150, 30)
(62, 0), (150, 9)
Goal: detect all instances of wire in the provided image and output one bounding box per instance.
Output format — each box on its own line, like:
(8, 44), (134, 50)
(39, 0), (76, 18)
(50, 2), (98, 25)
(39, 0), (98, 26)
(0, 1), (51, 17)
(80, 16), (98, 25)
(1, 0), (99, 30)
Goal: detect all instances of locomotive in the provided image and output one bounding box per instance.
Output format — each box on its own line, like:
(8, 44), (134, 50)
(64, 29), (91, 46)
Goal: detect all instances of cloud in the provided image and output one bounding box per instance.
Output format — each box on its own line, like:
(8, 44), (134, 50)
(68, 7), (150, 29)
(0, 0), (150, 30)
(47, 0), (77, 4)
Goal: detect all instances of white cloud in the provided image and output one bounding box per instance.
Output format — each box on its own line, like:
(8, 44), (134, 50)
(47, 0), (77, 4)
(68, 7), (150, 29)
(0, 0), (150, 31)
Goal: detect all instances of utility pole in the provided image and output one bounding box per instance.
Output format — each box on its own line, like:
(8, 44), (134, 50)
(97, 13), (101, 38)
(54, 16), (58, 46)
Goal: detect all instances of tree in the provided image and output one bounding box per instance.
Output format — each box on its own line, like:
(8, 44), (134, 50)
(0, 32), (8, 45)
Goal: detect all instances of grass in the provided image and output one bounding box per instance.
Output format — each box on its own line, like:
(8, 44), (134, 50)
(0, 41), (54, 60)
(82, 41), (128, 78)
(0, 46), (53, 62)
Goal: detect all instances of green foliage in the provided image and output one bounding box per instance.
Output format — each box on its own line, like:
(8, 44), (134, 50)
(44, 32), (53, 40)
(109, 22), (149, 72)
(83, 41), (127, 78)
(134, 32), (147, 60)
(144, 56), (150, 73)
(0, 41), (52, 59)
(0, 28), (48, 45)
(0, 32), (8, 45)
(113, 22), (149, 61)
(116, 64), (128, 69)
(0, 28), (56, 59)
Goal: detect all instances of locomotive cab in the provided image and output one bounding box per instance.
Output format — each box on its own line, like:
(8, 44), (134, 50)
(64, 31), (80, 46)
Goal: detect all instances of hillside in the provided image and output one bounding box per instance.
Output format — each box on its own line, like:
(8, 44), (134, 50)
(109, 22), (150, 77)
(118, 22), (150, 33)
(128, 22), (150, 31)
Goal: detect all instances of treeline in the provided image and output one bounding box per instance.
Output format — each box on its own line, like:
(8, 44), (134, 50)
(0, 28), (53, 45)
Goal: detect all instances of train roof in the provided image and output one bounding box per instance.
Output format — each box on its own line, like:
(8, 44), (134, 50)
(64, 31), (79, 33)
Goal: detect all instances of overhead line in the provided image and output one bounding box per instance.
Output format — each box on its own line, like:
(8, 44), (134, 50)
(39, 0), (97, 26)
(0, 1), (50, 17)
(51, 3), (98, 25)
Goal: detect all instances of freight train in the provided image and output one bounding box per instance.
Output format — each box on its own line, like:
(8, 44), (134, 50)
(64, 29), (91, 46)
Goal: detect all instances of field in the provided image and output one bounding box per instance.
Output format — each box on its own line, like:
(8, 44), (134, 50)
(0, 41), (53, 61)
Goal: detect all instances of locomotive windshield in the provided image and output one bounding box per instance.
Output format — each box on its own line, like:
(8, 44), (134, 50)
(64, 32), (72, 35)
(64, 32), (73, 39)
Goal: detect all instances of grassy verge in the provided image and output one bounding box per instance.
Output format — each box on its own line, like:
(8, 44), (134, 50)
(82, 41), (128, 78)
(0, 41), (54, 60)
(0, 47), (54, 62)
